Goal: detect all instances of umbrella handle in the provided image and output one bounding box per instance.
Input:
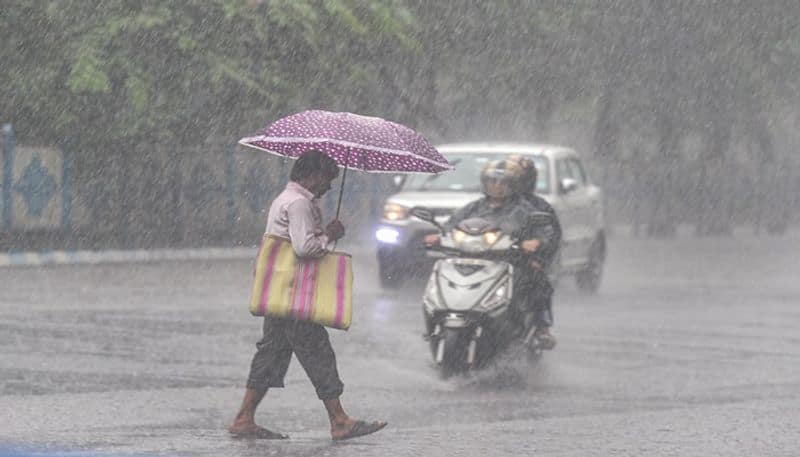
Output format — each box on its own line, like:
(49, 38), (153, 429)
(335, 163), (347, 220)
(332, 148), (350, 251)
(331, 167), (346, 251)
(335, 148), (351, 220)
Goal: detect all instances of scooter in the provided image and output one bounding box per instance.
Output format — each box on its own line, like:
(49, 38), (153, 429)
(410, 207), (553, 377)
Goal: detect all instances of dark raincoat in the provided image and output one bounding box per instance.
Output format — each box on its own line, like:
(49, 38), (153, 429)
(445, 194), (562, 325)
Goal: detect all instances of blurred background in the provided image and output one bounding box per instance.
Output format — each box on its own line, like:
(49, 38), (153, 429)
(2, 1), (798, 251)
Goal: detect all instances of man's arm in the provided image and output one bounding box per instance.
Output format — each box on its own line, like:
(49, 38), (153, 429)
(286, 199), (330, 258)
(520, 197), (562, 268)
(535, 201), (562, 262)
(443, 199), (481, 232)
(426, 199), (482, 246)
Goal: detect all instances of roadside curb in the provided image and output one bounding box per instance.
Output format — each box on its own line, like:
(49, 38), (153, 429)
(0, 244), (375, 268)
(0, 247), (255, 268)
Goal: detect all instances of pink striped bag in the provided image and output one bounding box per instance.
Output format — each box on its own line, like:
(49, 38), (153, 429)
(249, 234), (353, 330)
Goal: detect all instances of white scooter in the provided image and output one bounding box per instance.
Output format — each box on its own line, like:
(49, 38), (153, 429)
(410, 207), (553, 377)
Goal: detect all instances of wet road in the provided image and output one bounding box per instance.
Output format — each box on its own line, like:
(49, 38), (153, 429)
(1, 230), (799, 456)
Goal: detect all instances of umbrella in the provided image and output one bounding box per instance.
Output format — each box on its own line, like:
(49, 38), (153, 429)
(238, 110), (454, 217)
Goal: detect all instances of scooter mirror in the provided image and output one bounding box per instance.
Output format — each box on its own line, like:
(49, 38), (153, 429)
(409, 206), (435, 223)
(409, 206), (445, 233)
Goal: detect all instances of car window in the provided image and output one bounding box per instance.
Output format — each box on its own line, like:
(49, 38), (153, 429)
(403, 152), (550, 194)
(568, 159), (587, 186)
(556, 159), (572, 182)
(556, 158), (586, 194)
(529, 156), (550, 194)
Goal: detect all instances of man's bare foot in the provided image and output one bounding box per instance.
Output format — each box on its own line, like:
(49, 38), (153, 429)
(228, 423), (288, 440)
(331, 419), (388, 441)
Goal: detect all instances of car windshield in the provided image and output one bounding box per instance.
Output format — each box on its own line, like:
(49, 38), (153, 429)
(403, 153), (550, 194)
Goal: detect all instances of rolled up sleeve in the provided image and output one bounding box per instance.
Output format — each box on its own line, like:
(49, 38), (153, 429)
(286, 199), (330, 258)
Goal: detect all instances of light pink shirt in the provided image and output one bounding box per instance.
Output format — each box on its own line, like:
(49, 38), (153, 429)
(266, 181), (330, 258)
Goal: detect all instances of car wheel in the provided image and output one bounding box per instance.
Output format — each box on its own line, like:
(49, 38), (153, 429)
(576, 235), (605, 294)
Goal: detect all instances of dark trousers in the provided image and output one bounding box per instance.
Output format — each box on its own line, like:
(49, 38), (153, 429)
(531, 293), (554, 327)
(246, 317), (344, 400)
(514, 267), (555, 328)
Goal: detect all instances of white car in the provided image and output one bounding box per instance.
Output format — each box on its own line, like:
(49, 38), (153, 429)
(374, 142), (607, 292)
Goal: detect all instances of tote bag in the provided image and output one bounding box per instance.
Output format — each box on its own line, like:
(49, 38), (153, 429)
(249, 234), (353, 330)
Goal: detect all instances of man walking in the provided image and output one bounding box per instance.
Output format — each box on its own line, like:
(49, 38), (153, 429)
(229, 149), (387, 441)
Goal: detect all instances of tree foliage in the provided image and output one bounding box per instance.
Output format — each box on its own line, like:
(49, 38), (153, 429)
(1, 0), (418, 149)
(2, 0), (799, 240)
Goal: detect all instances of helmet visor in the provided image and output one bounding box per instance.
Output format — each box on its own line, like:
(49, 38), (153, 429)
(481, 170), (514, 199)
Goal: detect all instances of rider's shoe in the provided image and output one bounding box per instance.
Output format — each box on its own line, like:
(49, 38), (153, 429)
(532, 327), (557, 350)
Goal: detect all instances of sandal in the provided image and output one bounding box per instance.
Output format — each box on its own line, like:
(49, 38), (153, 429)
(229, 425), (289, 440)
(332, 420), (388, 441)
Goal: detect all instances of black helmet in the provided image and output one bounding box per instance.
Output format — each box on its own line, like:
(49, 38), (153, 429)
(507, 154), (538, 194)
(480, 159), (523, 200)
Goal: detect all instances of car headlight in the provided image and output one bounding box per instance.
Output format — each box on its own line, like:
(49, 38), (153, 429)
(383, 203), (409, 221)
(375, 227), (400, 244)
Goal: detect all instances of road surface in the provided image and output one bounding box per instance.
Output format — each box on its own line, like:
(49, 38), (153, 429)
(1, 230), (799, 456)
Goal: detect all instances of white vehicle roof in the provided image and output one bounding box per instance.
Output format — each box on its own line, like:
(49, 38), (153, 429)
(436, 142), (577, 159)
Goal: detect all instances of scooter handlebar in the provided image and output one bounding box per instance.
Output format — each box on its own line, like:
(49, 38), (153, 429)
(424, 242), (522, 261)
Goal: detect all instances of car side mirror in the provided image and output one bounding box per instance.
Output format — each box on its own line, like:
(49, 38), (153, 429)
(392, 174), (406, 190)
(560, 178), (578, 194)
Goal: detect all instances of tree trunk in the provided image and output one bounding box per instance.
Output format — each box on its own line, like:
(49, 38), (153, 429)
(696, 121), (733, 236)
(534, 87), (555, 141)
(593, 84), (619, 162)
(646, 113), (679, 237)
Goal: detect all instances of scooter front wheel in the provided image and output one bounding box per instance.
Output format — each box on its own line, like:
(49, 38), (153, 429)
(436, 328), (466, 378)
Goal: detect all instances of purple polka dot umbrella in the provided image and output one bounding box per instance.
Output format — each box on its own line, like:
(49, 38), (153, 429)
(239, 110), (454, 217)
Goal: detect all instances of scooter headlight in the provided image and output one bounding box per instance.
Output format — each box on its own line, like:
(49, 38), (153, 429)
(483, 230), (500, 245)
(452, 229), (468, 244)
(480, 278), (511, 310)
(423, 270), (444, 312)
(452, 229), (500, 252)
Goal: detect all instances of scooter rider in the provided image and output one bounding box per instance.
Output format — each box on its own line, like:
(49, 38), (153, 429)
(506, 155), (562, 349)
(424, 159), (559, 347)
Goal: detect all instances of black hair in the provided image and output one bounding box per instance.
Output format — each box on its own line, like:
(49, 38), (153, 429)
(508, 155), (538, 194)
(522, 164), (537, 193)
(290, 149), (339, 181)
